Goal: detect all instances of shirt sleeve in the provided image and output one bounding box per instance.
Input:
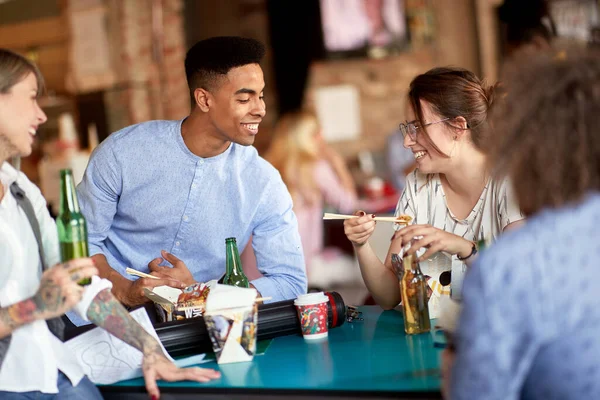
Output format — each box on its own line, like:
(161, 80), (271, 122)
(77, 141), (122, 256)
(450, 245), (542, 400)
(314, 160), (357, 214)
(72, 276), (113, 321)
(248, 172), (307, 302)
(497, 177), (525, 230)
(393, 170), (418, 232)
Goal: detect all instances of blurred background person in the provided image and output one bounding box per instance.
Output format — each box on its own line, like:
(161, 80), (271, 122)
(385, 124), (417, 193)
(242, 110), (361, 289)
(343, 67), (524, 317)
(450, 48), (600, 400)
(498, 0), (556, 58)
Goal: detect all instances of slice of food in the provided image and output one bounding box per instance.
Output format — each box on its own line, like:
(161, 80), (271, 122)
(395, 214), (413, 224)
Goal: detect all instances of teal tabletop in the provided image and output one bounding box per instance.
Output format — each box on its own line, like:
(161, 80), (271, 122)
(101, 306), (443, 399)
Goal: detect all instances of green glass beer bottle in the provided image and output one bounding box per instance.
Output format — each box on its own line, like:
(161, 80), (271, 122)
(56, 169), (91, 286)
(223, 237), (249, 288)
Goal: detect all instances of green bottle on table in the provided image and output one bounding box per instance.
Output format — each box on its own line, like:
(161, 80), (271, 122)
(56, 168), (91, 286)
(224, 237), (249, 288)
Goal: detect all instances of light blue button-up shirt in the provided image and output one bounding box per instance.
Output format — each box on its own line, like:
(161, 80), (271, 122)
(69, 119), (306, 325)
(451, 193), (600, 400)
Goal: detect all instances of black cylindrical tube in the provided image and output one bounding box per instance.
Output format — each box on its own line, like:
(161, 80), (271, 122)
(155, 291), (346, 357)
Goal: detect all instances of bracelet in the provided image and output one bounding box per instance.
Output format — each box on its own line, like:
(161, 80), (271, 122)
(457, 242), (477, 261)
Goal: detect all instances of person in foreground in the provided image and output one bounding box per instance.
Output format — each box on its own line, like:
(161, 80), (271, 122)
(343, 67), (524, 315)
(71, 36), (306, 325)
(450, 49), (600, 399)
(0, 48), (219, 399)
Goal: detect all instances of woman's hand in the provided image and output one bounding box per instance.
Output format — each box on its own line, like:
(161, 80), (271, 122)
(396, 224), (473, 261)
(343, 211), (376, 247)
(141, 340), (220, 399)
(33, 258), (98, 320)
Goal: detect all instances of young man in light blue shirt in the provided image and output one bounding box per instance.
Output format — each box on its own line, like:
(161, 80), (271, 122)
(69, 37), (306, 324)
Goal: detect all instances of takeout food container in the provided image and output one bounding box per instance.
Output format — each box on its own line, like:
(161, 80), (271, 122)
(144, 280), (217, 322)
(203, 284), (258, 364)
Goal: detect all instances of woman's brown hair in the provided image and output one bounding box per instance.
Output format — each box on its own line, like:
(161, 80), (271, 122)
(409, 67), (497, 156)
(0, 49), (44, 95)
(487, 49), (600, 216)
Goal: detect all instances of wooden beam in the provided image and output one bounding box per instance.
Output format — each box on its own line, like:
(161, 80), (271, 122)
(0, 16), (68, 49)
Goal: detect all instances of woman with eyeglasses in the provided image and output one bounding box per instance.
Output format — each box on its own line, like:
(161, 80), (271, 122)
(343, 67), (524, 314)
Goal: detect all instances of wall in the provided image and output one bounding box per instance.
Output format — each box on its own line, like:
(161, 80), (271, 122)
(0, 1), (68, 93)
(102, 0), (189, 132)
(304, 0), (481, 160)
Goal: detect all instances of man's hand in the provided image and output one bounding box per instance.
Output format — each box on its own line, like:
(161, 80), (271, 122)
(34, 258), (98, 320)
(148, 250), (196, 287)
(116, 276), (186, 308)
(141, 340), (220, 399)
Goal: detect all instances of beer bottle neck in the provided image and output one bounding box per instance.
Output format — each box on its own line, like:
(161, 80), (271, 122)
(59, 170), (80, 213)
(225, 239), (242, 274)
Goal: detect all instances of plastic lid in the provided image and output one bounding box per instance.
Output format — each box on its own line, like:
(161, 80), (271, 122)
(294, 292), (329, 306)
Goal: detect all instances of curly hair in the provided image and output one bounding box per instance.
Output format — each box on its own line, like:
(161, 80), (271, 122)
(487, 49), (600, 216)
(408, 67), (497, 157)
(185, 36), (265, 104)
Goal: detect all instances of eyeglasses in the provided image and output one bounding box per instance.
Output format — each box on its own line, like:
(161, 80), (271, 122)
(399, 118), (450, 141)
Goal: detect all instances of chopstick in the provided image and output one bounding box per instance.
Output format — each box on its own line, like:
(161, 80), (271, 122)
(126, 268), (160, 280)
(323, 213), (409, 223)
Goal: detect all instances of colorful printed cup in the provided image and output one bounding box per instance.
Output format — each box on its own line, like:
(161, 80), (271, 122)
(294, 292), (329, 340)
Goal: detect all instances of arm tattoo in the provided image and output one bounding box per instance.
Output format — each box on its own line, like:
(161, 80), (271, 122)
(32, 281), (62, 313)
(87, 289), (163, 357)
(0, 299), (39, 331)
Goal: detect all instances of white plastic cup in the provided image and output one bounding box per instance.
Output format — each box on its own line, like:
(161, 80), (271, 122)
(294, 292), (329, 340)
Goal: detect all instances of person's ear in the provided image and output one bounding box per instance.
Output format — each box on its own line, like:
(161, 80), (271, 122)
(194, 88), (211, 112)
(452, 116), (468, 139)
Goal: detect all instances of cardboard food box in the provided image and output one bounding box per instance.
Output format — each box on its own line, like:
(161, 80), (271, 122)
(144, 280), (217, 322)
(203, 284), (258, 364)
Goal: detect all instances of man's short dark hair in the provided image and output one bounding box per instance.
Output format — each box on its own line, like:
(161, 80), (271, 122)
(185, 36), (265, 102)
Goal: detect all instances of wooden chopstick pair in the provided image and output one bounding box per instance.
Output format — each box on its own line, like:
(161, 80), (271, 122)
(126, 267), (160, 280)
(323, 212), (411, 224)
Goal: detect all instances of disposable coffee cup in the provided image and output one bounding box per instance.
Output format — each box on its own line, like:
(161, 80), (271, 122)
(294, 292), (329, 340)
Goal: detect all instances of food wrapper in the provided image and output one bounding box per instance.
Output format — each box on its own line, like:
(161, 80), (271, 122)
(144, 280), (217, 322)
(203, 284), (258, 364)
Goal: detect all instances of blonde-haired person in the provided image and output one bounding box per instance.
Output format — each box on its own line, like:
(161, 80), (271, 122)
(0, 48), (219, 399)
(242, 111), (359, 286)
(343, 67), (525, 316)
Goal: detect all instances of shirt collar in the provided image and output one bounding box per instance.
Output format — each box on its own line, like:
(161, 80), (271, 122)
(174, 118), (235, 163)
(0, 162), (20, 187)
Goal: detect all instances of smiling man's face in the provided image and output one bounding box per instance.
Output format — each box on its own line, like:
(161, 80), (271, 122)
(205, 63), (266, 146)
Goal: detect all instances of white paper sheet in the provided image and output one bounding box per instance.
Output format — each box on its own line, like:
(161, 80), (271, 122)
(65, 307), (208, 384)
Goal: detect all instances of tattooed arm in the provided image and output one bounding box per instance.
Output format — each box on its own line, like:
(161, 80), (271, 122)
(87, 289), (220, 399)
(0, 258), (97, 339)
